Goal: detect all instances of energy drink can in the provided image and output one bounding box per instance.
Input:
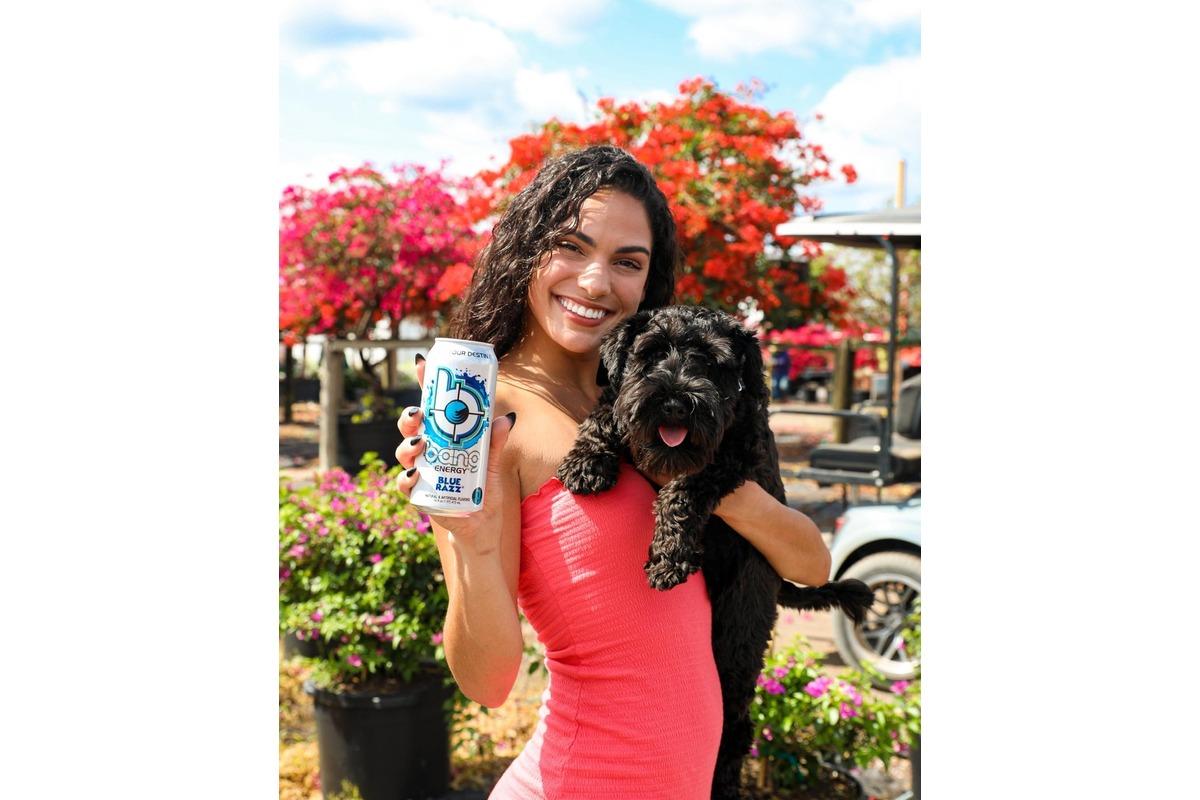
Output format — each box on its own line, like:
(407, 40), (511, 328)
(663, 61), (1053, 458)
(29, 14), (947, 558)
(410, 338), (499, 517)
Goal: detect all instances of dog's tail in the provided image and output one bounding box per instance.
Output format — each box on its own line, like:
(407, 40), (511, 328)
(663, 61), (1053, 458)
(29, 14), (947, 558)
(778, 579), (874, 626)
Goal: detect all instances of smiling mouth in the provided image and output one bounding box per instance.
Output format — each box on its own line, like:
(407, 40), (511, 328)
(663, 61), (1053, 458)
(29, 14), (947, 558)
(555, 295), (612, 321)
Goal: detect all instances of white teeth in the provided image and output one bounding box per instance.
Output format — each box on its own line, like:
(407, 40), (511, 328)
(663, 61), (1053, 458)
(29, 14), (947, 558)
(558, 297), (608, 320)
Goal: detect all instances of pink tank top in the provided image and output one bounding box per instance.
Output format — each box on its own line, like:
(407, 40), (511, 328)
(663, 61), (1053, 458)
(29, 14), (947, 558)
(488, 462), (723, 799)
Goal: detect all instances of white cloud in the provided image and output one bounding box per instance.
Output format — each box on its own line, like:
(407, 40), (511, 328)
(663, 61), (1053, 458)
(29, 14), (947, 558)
(646, 0), (917, 60)
(279, 152), (361, 189)
(805, 55), (921, 209)
(284, 15), (520, 100)
(281, 0), (609, 45)
(431, 0), (609, 43)
(514, 67), (590, 125)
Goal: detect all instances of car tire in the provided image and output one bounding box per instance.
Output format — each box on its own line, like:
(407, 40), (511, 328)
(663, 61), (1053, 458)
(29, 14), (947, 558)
(832, 551), (921, 683)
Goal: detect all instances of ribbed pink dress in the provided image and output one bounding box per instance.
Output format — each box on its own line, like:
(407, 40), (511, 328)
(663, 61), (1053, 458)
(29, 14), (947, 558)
(488, 462), (723, 799)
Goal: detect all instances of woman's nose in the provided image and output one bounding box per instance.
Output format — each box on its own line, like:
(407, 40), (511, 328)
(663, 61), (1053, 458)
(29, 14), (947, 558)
(577, 260), (611, 298)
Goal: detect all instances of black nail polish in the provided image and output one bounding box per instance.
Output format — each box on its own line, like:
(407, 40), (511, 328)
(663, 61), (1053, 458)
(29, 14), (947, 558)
(408, 436), (422, 447)
(405, 467), (417, 478)
(504, 411), (517, 428)
(414, 353), (425, 365)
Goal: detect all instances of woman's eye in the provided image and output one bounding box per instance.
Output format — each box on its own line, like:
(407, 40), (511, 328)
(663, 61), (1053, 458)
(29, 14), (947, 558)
(617, 259), (643, 270)
(557, 241), (581, 253)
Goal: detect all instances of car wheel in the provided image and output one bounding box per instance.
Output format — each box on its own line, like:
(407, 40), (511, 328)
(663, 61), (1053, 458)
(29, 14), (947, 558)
(832, 551), (920, 682)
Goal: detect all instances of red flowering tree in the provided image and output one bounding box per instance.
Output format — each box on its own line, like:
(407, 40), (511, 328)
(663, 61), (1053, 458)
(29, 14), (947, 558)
(279, 163), (477, 347)
(470, 77), (857, 321)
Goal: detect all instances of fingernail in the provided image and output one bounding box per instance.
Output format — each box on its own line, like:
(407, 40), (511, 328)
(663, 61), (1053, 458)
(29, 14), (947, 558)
(405, 467), (417, 478)
(405, 406), (418, 417)
(407, 436), (421, 447)
(414, 353), (425, 365)
(504, 411), (517, 429)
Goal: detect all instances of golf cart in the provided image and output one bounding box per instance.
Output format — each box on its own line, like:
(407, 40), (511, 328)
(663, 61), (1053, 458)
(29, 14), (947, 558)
(772, 208), (921, 682)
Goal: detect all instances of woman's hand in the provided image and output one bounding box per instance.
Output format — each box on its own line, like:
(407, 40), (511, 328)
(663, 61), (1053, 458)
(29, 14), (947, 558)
(395, 357), (516, 550)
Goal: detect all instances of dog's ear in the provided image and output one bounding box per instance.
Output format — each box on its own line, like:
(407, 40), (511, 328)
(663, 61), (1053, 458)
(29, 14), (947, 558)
(597, 310), (652, 388)
(736, 326), (769, 403)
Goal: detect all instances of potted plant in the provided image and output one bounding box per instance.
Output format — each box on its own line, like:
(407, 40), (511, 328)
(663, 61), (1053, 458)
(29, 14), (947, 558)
(336, 382), (422, 473)
(279, 455), (459, 800)
(748, 636), (921, 799)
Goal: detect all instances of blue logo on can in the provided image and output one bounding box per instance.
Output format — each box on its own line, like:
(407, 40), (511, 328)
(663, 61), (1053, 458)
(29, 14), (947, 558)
(472, 487), (483, 505)
(423, 367), (490, 449)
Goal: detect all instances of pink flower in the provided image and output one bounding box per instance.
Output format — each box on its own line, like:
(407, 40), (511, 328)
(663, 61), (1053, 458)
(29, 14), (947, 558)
(804, 676), (832, 698)
(890, 680), (911, 694)
(762, 727), (773, 741)
(773, 666), (788, 679)
(310, 610), (323, 622)
(431, 632), (443, 645)
(416, 514), (431, 533)
(749, 744), (759, 758)
(288, 544), (308, 559)
(840, 702), (857, 719)
(347, 653), (362, 667)
(279, 568), (292, 582)
(369, 553), (382, 564)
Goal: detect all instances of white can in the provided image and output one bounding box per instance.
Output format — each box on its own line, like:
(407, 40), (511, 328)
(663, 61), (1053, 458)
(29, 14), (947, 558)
(410, 338), (499, 517)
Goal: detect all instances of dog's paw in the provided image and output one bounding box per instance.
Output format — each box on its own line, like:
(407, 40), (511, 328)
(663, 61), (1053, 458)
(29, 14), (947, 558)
(556, 453), (619, 495)
(643, 552), (701, 591)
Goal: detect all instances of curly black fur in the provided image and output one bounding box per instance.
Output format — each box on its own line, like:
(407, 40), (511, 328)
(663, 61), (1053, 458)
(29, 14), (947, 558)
(557, 305), (873, 800)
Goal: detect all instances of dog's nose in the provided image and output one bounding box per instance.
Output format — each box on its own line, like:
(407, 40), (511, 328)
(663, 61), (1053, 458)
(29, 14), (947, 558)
(661, 396), (687, 419)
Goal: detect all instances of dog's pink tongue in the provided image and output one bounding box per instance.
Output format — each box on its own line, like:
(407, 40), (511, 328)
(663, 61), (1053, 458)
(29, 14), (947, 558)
(658, 425), (688, 447)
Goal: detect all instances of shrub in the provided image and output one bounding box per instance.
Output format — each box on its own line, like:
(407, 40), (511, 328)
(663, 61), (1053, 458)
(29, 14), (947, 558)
(749, 637), (921, 792)
(279, 455), (449, 690)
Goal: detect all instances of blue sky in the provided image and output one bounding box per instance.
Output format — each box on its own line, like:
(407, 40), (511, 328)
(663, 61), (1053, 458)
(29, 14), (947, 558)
(280, 0), (920, 212)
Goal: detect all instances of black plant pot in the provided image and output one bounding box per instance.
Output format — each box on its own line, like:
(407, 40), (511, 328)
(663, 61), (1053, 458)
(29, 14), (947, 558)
(280, 377), (321, 403)
(305, 672), (453, 800)
(337, 416), (402, 473)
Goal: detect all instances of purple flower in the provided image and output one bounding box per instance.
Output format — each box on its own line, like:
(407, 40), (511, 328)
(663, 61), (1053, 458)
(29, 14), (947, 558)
(890, 680), (911, 694)
(839, 702), (857, 719)
(279, 568), (291, 582)
(310, 610), (323, 622)
(749, 744), (759, 758)
(773, 666), (788, 679)
(369, 553), (382, 564)
(417, 514), (432, 534)
(804, 676), (832, 698)
(347, 653), (362, 667)
(763, 679), (785, 695)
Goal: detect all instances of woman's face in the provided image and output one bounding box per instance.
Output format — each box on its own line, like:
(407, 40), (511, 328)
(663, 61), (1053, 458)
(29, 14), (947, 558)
(525, 189), (654, 356)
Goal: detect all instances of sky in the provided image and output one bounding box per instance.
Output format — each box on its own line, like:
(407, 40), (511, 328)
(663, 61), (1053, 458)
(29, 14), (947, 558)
(280, 0), (920, 213)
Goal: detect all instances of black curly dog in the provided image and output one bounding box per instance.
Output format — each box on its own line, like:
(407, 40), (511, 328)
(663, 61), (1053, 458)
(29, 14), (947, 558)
(557, 305), (873, 799)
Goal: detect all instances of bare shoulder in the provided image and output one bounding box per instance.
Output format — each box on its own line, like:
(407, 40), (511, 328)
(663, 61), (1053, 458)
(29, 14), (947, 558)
(496, 376), (581, 500)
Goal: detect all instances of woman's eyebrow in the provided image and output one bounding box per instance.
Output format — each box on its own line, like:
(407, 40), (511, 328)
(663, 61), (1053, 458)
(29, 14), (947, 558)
(569, 230), (651, 257)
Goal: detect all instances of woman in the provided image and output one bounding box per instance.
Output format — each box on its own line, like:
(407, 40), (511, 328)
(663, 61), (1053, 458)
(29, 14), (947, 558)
(394, 145), (830, 798)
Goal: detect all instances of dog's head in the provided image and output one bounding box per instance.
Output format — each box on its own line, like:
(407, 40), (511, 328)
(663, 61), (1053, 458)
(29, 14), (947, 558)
(597, 305), (767, 478)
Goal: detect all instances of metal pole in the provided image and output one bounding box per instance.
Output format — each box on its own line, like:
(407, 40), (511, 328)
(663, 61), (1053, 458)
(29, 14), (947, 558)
(879, 236), (901, 482)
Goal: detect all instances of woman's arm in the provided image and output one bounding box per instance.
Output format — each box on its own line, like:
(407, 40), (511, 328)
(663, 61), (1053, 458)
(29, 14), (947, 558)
(713, 480), (831, 586)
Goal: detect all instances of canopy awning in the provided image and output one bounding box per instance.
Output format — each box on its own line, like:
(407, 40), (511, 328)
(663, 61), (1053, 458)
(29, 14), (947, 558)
(775, 207), (921, 250)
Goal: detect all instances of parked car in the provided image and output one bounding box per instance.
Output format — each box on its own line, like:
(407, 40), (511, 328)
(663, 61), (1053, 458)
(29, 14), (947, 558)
(828, 495), (921, 682)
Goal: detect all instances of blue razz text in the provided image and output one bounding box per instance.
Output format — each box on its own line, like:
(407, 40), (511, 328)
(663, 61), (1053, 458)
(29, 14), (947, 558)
(435, 476), (464, 494)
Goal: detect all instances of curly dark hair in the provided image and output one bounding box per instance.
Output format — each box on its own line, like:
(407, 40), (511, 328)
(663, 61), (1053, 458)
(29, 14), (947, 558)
(450, 145), (679, 358)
